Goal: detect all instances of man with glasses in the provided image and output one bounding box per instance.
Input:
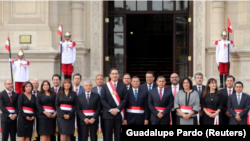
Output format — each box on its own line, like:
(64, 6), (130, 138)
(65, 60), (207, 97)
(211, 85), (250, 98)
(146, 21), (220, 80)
(0, 80), (19, 141)
(169, 73), (181, 125)
(139, 71), (157, 93)
(101, 68), (127, 141)
(192, 72), (205, 125)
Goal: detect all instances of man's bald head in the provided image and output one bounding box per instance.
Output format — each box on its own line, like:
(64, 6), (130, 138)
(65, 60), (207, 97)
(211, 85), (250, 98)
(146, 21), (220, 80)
(170, 73), (180, 86)
(4, 79), (13, 91)
(32, 79), (39, 90)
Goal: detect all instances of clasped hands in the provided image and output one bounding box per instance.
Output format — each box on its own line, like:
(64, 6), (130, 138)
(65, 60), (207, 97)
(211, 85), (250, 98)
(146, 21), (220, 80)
(110, 108), (119, 116)
(83, 118), (95, 124)
(63, 114), (70, 120)
(10, 114), (17, 120)
(44, 111), (57, 118)
(26, 116), (35, 121)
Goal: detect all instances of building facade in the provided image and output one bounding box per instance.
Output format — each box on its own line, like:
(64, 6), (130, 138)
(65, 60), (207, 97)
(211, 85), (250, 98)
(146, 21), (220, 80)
(0, 1), (250, 93)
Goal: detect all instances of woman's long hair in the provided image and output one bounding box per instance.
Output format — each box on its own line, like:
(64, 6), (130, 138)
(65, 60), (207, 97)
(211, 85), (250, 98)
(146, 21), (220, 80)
(202, 78), (219, 98)
(39, 80), (54, 94)
(60, 78), (73, 94)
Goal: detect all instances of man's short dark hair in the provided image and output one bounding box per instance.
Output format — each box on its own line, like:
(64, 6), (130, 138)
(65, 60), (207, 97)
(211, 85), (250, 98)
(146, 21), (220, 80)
(146, 71), (155, 77)
(156, 76), (166, 81)
(52, 74), (61, 80)
(110, 68), (119, 74)
(234, 81), (243, 87)
(226, 75), (235, 82)
(73, 73), (82, 80)
(123, 73), (131, 79)
(132, 76), (140, 81)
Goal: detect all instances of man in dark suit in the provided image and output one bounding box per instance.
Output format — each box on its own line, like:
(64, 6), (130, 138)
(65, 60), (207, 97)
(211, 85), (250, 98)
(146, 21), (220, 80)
(71, 73), (85, 141)
(0, 79), (19, 141)
(192, 72), (205, 125)
(91, 74), (105, 140)
(77, 80), (101, 141)
(139, 71), (157, 93)
(148, 76), (174, 125)
(220, 75), (235, 125)
(123, 73), (131, 90)
(51, 74), (61, 141)
(31, 79), (40, 141)
(228, 81), (250, 125)
(101, 68), (127, 141)
(123, 76), (149, 125)
(169, 73), (181, 125)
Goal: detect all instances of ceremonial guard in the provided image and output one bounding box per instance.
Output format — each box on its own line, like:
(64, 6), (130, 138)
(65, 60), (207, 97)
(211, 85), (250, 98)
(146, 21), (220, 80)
(12, 48), (30, 94)
(58, 31), (76, 80)
(0, 80), (19, 141)
(215, 29), (233, 88)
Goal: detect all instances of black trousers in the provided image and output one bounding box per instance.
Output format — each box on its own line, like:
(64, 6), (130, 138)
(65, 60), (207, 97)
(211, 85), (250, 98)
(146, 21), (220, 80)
(127, 121), (144, 125)
(171, 111), (176, 125)
(80, 124), (98, 141)
(150, 120), (169, 125)
(1, 121), (17, 141)
(103, 118), (122, 141)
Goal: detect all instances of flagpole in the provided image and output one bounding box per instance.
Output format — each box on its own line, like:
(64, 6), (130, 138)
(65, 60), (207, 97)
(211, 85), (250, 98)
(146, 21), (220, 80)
(60, 19), (63, 78)
(8, 35), (14, 89)
(227, 16), (230, 76)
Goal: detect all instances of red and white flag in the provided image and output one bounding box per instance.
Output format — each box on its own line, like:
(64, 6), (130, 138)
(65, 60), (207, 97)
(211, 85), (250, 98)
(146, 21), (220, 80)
(5, 37), (10, 52)
(57, 22), (62, 37)
(228, 18), (233, 33)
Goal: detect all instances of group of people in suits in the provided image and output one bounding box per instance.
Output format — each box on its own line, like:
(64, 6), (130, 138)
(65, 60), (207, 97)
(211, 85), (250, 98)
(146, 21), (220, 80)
(1, 68), (250, 141)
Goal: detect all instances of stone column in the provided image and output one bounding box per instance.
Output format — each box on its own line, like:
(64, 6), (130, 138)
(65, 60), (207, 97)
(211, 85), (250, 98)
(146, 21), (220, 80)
(211, 1), (225, 44)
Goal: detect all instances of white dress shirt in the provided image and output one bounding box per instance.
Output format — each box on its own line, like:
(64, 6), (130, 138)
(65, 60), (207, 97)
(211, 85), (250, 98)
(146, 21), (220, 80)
(171, 84), (179, 96)
(74, 85), (80, 94)
(157, 87), (164, 97)
(85, 92), (91, 99)
(147, 83), (153, 90)
(236, 92), (242, 103)
(227, 87), (233, 96)
(196, 85), (202, 92)
(132, 87), (139, 96)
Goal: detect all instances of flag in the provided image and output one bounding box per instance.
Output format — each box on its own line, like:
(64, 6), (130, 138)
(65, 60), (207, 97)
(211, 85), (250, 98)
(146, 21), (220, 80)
(228, 18), (233, 33)
(5, 37), (10, 52)
(57, 22), (62, 37)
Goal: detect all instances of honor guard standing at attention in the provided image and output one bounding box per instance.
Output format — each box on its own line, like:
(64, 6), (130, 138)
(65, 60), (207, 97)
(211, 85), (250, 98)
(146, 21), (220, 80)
(11, 48), (30, 95)
(215, 29), (233, 88)
(58, 31), (76, 80)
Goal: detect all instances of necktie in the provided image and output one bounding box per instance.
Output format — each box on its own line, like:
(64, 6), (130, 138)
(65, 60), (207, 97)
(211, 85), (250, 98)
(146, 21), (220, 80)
(198, 87), (201, 95)
(33, 91), (36, 95)
(75, 88), (78, 95)
(127, 86), (129, 90)
(159, 88), (162, 101)
(237, 94), (240, 105)
(55, 87), (57, 94)
(148, 85), (151, 92)
(98, 88), (101, 95)
(87, 93), (90, 104)
(8, 92), (12, 102)
(134, 90), (138, 101)
(173, 86), (177, 97)
(229, 89), (231, 95)
(114, 83), (116, 90)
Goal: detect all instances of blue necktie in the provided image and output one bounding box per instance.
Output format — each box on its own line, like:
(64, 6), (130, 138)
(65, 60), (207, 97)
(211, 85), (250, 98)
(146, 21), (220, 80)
(98, 88), (101, 95)
(237, 94), (240, 105)
(134, 90), (138, 101)
(148, 85), (151, 92)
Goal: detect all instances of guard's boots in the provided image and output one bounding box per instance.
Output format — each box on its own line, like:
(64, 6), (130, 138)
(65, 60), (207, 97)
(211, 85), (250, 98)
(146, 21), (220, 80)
(68, 75), (72, 80)
(224, 75), (228, 88)
(64, 75), (68, 80)
(219, 74), (223, 88)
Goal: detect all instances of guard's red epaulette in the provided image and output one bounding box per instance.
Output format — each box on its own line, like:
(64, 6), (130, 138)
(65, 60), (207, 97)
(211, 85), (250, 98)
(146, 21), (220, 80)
(62, 40), (65, 42)
(15, 59), (18, 61)
(27, 61), (30, 65)
(230, 40), (233, 44)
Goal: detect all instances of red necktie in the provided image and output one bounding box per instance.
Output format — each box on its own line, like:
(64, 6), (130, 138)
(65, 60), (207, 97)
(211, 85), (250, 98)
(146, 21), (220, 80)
(33, 91), (36, 95)
(8, 92), (12, 102)
(229, 89), (231, 95)
(159, 88), (162, 101)
(174, 86), (177, 97)
(75, 88), (78, 95)
(55, 88), (57, 94)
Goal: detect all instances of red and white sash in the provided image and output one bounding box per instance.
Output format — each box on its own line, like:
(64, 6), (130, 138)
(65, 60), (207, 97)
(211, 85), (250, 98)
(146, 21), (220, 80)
(206, 108), (219, 125)
(82, 110), (96, 116)
(60, 104), (73, 111)
(154, 106), (172, 125)
(22, 106), (34, 114)
(179, 105), (193, 113)
(234, 109), (250, 125)
(43, 106), (55, 113)
(126, 106), (144, 114)
(6, 107), (15, 113)
(106, 81), (125, 120)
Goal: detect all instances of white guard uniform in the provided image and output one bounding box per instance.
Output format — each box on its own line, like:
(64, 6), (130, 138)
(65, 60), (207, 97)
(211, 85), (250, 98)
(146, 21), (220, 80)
(12, 59), (30, 82)
(215, 39), (233, 66)
(58, 40), (76, 64)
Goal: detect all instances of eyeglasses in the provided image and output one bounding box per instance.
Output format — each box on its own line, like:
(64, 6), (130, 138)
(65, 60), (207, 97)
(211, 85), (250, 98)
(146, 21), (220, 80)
(111, 73), (119, 75)
(171, 77), (178, 78)
(5, 83), (13, 85)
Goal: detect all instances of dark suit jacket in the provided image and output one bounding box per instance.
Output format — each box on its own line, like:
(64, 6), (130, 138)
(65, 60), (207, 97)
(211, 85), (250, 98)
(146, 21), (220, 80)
(77, 92), (101, 125)
(139, 82), (157, 93)
(148, 87), (174, 121)
(192, 85), (205, 98)
(91, 86), (101, 95)
(227, 92), (250, 125)
(220, 88), (236, 113)
(72, 85), (85, 96)
(124, 87), (149, 124)
(101, 81), (127, 119)
(51, 86), (61, 94)
(0, 90), (19, 122)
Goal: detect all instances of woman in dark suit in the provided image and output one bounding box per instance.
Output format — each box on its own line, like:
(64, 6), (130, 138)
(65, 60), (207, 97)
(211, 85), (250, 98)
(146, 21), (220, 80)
(36, 80), (57, 141)
(202, 78), (223, 125)
(17, 81), (36, 141)
(55, 78), (77, 141)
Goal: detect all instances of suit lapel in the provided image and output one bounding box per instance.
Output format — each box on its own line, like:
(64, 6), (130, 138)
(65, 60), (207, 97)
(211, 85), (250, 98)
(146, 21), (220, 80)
(88, 93), (93, 108)
(161, 88), (167, 101)
(4, 91), (12, 103)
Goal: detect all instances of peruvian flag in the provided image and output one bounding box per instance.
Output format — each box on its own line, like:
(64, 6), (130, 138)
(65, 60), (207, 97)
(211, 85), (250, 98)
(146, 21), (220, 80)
(5, 37), (10, 52)
(57, 22), (62, 37)
(228, 18), (233, 33)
